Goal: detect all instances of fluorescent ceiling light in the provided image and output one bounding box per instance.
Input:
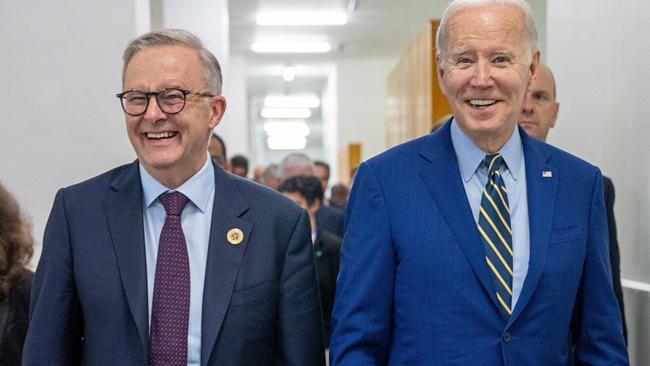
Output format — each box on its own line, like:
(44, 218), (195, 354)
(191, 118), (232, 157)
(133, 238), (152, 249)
(267, 136), (308, 150)
(251, 41), (332, 54)
(256, 10), (348, 26)
(264, 121), (311, 137)
(264, 95), (320, 108)
(282, 66), (295, 81)
(261, 108), (312, 119)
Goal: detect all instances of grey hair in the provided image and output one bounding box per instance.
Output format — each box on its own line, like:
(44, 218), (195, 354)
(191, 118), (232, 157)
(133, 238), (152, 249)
(436, 0), (538, 62)
(121, 29), (223, 95)
(279, 153), (315, 179)
(262, 164), (280, 185)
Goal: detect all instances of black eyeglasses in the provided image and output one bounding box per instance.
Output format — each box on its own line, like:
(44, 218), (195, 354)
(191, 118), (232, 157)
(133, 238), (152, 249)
(116, 88), (215, 116)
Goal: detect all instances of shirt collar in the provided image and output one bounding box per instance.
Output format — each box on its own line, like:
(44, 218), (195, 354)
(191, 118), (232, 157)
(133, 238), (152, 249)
(450, 118), (523, 182)
(140, 154), (215, 213)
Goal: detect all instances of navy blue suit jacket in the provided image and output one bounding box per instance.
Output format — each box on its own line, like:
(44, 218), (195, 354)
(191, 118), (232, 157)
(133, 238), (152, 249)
(330, 122), (628, 365)
(24, 161), (325, 365)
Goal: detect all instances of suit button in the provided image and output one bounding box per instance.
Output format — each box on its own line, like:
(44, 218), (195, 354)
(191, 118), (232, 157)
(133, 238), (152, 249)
(502, 332), (512, 343)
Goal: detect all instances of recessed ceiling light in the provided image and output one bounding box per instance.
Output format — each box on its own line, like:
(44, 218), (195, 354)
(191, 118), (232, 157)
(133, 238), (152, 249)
(256, 10), (348, 26)
(251, 41), (332, 54)
(261, 108), (312, 119)
(264, 95), (320, 108)
(282, 66), (296, 81)
(267, 136), (307, 150)
(264, 121), (311, 137)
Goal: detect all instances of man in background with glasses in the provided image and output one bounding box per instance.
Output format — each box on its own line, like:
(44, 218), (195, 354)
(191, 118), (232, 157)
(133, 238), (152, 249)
(24, 29), (324, 365)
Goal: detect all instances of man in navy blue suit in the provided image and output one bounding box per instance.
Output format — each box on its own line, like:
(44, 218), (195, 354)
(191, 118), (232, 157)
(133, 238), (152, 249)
(330, 1), (628, 365)
(24, 29), (324, 365)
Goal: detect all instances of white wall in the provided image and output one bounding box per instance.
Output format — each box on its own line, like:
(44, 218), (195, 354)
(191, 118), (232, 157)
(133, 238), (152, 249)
(546, 1), (650, 363)
(546, 0), (650, 283)
(336, 57), (397, 179)
(0, 0), (137, 266)
(217, 55), (250, 158)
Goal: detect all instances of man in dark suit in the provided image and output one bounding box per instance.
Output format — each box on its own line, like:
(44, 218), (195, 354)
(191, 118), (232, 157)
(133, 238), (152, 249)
(330, 1), (628, 365)
(519, 62), (627, 340)
(279, 154), (345, 238)
(24, 29), (324, 365)
(278, 175), (341, 348)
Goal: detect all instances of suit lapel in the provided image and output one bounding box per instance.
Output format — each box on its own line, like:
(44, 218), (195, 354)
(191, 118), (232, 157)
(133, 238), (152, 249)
(201, 165), (252, 365)
(419, 122), (500, 311)
(104, 162), (149, 358)
(507, 130), (557, 325)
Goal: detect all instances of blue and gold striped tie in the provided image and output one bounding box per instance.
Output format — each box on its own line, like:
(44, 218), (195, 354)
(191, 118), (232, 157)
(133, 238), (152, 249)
(478, 153), (513, 316)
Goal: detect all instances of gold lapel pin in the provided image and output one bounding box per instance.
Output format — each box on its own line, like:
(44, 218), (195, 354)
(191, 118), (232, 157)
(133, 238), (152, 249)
(227, 228), (244, 245)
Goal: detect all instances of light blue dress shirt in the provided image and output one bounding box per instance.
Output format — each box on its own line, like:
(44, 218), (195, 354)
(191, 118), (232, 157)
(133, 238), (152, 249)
(450, 119), (530, 309)
(140, 156), (215, 365)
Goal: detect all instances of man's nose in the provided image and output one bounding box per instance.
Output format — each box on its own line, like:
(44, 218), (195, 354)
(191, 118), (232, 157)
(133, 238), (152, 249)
(521, 94), (534, 115)
(143, 95), (166, 121)
(470, 61), (495, 88)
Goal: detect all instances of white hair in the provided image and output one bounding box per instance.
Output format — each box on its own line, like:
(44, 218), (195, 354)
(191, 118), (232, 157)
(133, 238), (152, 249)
(436, 0), (538, 62)
(279, 153), (314, 179)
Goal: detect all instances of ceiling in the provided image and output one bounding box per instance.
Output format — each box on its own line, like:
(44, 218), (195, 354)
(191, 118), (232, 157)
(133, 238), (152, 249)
(229, 0), (448, 60)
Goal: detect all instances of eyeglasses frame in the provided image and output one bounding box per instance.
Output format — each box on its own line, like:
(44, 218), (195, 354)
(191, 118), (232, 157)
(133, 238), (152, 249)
(116, 88), (216, 116)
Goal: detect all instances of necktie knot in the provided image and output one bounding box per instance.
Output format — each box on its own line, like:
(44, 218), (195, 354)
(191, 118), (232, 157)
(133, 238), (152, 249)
(159, 191), (189, 216)
(484, 153), (504, 176)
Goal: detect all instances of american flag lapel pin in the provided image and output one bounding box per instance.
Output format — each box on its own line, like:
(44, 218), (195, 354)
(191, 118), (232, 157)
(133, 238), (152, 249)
(542, 170), (553, 178)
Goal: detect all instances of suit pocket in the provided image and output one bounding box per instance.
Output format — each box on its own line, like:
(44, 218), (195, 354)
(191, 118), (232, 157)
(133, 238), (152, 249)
(549, 225), (583, 246)
(230, 277), (278, 306)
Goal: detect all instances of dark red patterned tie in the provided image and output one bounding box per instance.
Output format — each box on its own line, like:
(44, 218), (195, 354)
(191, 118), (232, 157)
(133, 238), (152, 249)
(150, 191), (190, 365)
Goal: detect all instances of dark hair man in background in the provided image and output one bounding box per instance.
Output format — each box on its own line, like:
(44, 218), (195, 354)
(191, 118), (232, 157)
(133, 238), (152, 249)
(229, 154), (249, 178)
(24, 29), (324, 365)
(330, 1), (628, 364)
(519, 62), (627, 341)
(208, 132), (227, 168)
(314, 160), (330, 193)
(279, 175), (341, 350)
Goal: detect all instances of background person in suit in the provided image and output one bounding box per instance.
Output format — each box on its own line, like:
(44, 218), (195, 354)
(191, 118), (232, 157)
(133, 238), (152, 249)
(330, 1), (628, 365)
(519, 62), (627, 341)
(278, 175), (341, 349)
(279, 154), (345, 238)
(0, 182), (34, 366)
(24, 29), (324, 365)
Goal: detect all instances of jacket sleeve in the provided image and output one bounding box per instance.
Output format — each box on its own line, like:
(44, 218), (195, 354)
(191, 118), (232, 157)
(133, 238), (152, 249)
(330, 162), (394, 365)
(573, 170), (629, 365)
(23, 189), (83, 365)
(277, 209), (326, 365)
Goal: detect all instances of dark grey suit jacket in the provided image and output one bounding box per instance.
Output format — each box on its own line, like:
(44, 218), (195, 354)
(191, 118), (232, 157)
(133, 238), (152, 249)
(603, 176), (626, 341)
(24, 161), (325, 365)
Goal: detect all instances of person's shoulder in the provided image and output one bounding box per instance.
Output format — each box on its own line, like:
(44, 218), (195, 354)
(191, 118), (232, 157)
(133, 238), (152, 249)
(62, 161), (138, 196)
(222, 171), (303, 215)
(527, 136), (600, 177)
(367, 134), (431, 169)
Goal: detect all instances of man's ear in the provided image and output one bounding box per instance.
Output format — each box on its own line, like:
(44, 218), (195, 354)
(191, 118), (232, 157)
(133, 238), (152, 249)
(527, 51), (541, 89)
(436, 56), (447, 95)
(209, 96), (227, 129)
(551, 101), (560, 128)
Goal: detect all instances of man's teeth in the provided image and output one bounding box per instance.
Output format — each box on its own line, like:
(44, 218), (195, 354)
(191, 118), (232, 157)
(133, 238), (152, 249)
(147, 131), (177, 139)
(469, 99), (497, 107)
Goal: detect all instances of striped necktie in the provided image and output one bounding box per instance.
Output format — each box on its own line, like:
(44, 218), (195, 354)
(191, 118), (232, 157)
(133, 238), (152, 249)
(477, 153), (513, 317)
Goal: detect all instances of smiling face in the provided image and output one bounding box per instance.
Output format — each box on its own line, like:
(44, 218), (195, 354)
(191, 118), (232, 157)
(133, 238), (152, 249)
(438, 4), (538, 152)
(122, 45), (226, 188)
